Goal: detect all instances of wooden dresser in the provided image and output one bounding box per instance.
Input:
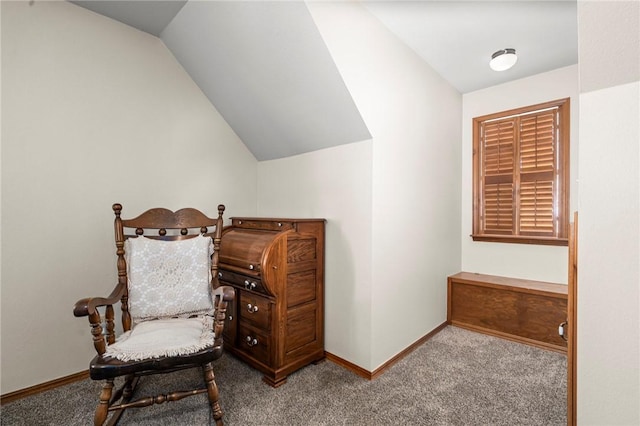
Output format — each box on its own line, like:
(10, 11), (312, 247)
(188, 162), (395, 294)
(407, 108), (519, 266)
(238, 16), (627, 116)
(217, 217), (325, 387)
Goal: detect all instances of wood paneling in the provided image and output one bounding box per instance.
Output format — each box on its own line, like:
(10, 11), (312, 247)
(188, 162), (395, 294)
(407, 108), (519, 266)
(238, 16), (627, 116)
(448, 272), (567, 353)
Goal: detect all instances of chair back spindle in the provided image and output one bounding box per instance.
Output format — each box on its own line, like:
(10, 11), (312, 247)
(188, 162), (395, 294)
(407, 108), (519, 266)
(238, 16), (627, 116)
(113, 203), (132, 332)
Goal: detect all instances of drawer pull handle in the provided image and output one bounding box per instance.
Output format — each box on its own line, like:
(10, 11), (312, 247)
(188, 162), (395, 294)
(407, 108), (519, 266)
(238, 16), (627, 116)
(218, 272), (223, 278)
(247, 303), (259, 313)
(249, 264), (254, 270)
(277, 222), (282, 227)
(246, 336), (258, 347)
(244, 280), (257, 290)
(228, 315), (233, 321)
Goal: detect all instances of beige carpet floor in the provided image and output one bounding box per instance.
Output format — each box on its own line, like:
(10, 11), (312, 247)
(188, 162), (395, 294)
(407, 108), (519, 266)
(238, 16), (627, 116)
(1, 326), (566, 425)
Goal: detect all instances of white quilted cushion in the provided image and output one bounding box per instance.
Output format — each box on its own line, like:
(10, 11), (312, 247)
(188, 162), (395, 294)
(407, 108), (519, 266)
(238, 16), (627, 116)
(125, 234), (213, 321)
(104, 316), (215, 361)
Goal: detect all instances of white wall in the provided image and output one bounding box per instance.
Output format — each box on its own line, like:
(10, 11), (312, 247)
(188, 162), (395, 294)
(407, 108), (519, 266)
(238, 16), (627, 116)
(461, 65), (579, 284)
(257, 141), (373, 368)
(577, 81), (639, 424)
(303, 2), (462, 370)
(0, 1), (257, 394)
(577, 2), (640, 423)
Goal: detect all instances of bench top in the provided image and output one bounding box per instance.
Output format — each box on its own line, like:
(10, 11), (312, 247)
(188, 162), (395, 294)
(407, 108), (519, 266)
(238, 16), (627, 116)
(449, 272), (567, 296)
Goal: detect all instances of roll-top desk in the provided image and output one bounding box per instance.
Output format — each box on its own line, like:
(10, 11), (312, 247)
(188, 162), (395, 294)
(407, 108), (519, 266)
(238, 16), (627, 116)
(217, 217), (325, 387)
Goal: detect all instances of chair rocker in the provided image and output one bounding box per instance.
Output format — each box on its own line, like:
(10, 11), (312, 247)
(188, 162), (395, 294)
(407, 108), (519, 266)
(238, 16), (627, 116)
(74, 203), (234, 425)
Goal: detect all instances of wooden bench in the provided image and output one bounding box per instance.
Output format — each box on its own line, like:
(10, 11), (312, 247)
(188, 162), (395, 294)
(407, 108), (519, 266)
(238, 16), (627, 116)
(447, 272), (567, 353)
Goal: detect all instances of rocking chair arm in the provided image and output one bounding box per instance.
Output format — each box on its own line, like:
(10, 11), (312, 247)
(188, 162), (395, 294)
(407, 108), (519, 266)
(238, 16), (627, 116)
(211, 286), (234, 340)
(213, 285), (235, 304)
(73, 283), (125, 356)
(73, 283), (126, 317)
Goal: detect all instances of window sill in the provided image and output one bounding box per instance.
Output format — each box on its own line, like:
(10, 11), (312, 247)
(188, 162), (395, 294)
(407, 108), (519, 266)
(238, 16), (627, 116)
(471, 234), (569, 247)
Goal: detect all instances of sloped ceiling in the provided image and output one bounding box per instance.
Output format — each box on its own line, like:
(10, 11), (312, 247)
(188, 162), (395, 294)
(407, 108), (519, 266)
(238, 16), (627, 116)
(161, 1), (371, 161)
(70, 0), (187, 37)
(72, 0), (371, 161)
(69, 0), (578, 161)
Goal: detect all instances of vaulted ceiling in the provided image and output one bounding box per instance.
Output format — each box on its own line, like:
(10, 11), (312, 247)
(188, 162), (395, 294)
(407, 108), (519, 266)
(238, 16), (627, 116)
(69, 1), (578, 161)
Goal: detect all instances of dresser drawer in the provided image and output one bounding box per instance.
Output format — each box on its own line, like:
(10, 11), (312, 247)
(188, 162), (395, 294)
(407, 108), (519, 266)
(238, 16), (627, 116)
(218, 269), (266, 294)
(232, 218), (295, 231)
(238, 324), (270, 366)
(238, 291), (272, 331)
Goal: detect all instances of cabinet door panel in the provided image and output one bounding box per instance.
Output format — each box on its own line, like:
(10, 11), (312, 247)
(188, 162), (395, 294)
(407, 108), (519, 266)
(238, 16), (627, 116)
(287, 238), (316, 263)
(285, 304), (317, 354)
(287, 270), (316, 308)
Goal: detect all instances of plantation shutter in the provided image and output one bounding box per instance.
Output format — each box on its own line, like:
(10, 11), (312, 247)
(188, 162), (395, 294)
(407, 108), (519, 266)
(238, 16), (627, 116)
(474, 98), (568, 244)
(481, 119), (515, 234)
(518, 110), (557, 236)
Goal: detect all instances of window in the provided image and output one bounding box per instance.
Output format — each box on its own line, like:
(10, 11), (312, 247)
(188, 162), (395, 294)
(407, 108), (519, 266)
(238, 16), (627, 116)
(472, 98), (570, 246)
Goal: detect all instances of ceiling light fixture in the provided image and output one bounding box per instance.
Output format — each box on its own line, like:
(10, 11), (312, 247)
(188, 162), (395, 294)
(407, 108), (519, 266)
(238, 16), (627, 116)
(489, 48), (518, 71)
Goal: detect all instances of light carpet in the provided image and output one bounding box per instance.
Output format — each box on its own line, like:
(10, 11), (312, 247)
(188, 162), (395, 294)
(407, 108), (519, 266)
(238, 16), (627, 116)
(1, 326), (566, 425)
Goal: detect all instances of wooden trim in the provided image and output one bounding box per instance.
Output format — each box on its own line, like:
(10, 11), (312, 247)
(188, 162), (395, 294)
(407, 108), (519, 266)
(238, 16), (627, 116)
(325, 322), (448, 381)
(567, 212), (578, 426)
(472, 116), (482, 236)
(370, 322), (448, 379)
(0, 370), (89, 405)
(558, 100), (571, 240)
(473, 98), (570, 126)
(325, 352), (373, 380)
(471, 234), (569, 246)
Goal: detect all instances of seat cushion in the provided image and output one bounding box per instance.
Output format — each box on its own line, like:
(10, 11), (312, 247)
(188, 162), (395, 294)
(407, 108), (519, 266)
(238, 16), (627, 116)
(104, 316), (215, 362)
(125, 234), (214, 321)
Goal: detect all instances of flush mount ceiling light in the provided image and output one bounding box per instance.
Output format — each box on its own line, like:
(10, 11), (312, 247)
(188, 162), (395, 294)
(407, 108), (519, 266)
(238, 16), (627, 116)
(489, 48), (518, 71)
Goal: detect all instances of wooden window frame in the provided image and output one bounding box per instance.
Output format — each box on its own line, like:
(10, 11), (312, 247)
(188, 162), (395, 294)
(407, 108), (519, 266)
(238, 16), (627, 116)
(472, 98), (570, 246)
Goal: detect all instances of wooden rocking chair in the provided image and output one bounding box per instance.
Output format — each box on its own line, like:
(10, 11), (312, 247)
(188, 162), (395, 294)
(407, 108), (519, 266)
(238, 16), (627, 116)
(74, 203), (234, 425)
